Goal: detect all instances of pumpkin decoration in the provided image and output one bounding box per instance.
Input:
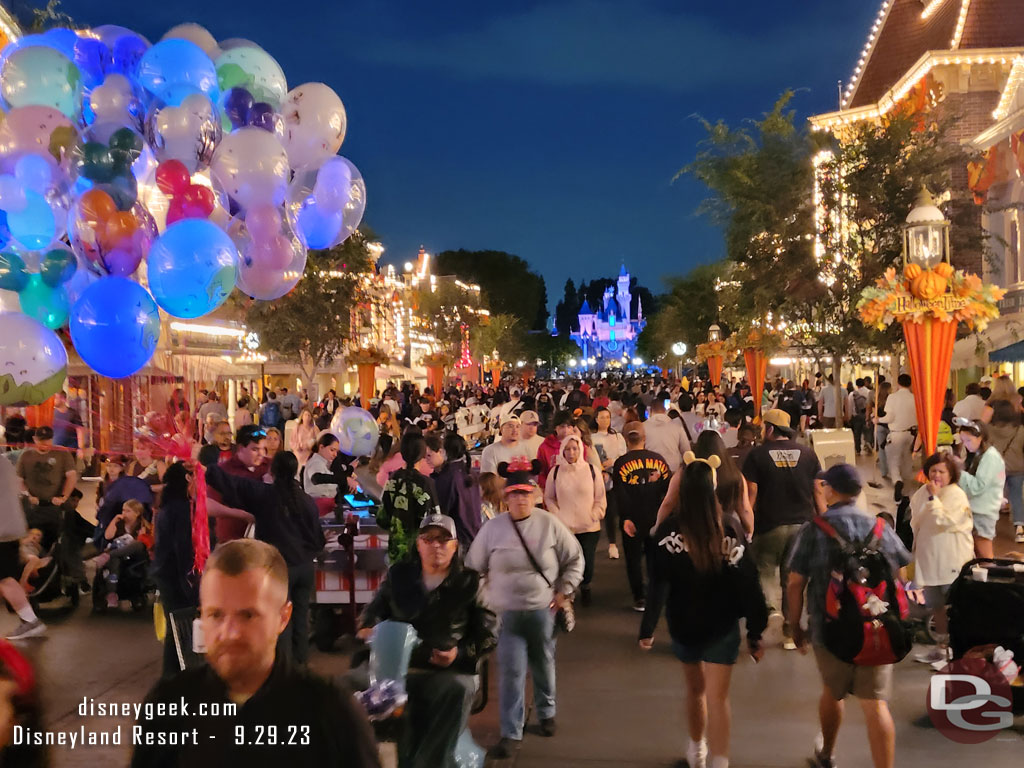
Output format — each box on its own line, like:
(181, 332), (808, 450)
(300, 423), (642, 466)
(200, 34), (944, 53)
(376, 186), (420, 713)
(910, 268), (949, 300)
(904, 263), (923, 280)
(934, 262), (954, 279)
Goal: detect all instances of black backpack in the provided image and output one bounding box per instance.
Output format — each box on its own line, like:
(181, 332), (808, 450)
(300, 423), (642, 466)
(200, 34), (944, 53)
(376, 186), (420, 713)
(814, 517), (912, 666)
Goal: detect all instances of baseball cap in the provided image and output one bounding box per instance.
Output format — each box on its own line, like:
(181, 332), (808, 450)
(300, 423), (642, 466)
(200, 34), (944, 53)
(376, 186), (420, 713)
(623, 421), (645, 439)
(519, 410), (540, 425)
(980, 375), (994, 385)
(499, 414), (522, 428)
(762, 409), (793, 436)
(34, 426), (54, 441)
(418, 513), (457, 540)
(816, 463), (863, 496)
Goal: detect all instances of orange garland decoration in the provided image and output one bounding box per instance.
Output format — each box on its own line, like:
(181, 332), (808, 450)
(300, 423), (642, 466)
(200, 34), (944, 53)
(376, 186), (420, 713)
(743, 348), (768, 424)
(902, 315), (958, 459)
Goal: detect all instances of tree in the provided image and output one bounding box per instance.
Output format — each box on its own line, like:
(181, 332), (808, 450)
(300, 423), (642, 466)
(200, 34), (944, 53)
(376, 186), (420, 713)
(554, 278), (578, 337)
(415, 279), (484, 360)
(240, 233), (374, 387)
(470, 314), (523, 362)
(435, 249), (549, 330)
(639, 261), (726, 361)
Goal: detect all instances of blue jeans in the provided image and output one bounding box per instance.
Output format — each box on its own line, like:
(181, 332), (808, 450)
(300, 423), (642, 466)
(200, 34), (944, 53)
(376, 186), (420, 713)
(498, 608), (557, 740)
(875, 424), (890, 477)
(1006, 473), (1024, 525)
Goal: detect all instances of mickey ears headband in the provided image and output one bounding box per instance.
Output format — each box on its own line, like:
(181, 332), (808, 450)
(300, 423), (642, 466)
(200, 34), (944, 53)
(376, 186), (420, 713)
(683, 451), (720, 488)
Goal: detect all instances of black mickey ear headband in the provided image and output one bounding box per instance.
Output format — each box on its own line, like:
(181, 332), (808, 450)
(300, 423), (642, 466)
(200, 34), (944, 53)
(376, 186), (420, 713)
(683, 451), (720, 488)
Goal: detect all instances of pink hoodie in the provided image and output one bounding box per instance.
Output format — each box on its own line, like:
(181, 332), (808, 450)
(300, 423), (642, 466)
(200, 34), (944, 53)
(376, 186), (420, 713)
(543, 435), (606, 534)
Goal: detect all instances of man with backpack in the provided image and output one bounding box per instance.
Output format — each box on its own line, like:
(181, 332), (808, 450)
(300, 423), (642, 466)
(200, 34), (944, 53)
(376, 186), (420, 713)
(847, 378), (874, 455)
(259, 392), (284, 432)
(786, 464), (910, 768)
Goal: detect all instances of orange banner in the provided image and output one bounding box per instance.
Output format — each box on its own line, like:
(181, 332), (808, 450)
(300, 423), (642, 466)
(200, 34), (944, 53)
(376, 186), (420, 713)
(743, 348), (767, 424)
(357, 363), (377, 404)
(426, 364), (445, 394)
(902, 315), (957, 458)
(706, 355), (723, 389)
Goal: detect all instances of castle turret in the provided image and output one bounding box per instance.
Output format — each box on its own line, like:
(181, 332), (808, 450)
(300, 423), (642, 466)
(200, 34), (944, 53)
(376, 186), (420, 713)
(617, 264), (631, 321)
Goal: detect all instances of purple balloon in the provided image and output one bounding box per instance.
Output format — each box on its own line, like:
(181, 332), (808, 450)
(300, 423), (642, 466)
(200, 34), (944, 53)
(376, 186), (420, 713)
(248, 102), (282, 134)
(103, 247), (142, 276)
(223, 87), (253, 128)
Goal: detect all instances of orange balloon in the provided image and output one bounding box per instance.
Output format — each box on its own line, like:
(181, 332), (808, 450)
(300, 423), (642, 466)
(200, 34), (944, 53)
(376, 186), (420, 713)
(100, 211), (138, 251)
(79, 188), (117, 224)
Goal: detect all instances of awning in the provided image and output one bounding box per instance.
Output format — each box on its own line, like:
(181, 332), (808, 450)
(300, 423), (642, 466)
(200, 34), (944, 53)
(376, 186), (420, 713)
(989, 339), (1024, 363)
(951, 316), (1024, 369)
(377, 363), (425, 382)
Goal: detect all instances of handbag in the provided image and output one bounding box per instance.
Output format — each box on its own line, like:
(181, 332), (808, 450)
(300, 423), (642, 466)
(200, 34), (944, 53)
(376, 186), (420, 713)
(508, 515), (575, 633)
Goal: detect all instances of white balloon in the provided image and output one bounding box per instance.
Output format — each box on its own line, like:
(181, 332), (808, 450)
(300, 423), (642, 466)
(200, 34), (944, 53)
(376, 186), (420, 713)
(163, 23), (221, 60)
(89, 73), (140, 128)
(145, 91), (221, 172)
(210, 127), (290, 210)
(282, 83), (347, 170)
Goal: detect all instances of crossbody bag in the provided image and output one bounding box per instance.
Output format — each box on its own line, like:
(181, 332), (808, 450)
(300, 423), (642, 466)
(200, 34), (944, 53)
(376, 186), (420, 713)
(508, 515), (575, 633)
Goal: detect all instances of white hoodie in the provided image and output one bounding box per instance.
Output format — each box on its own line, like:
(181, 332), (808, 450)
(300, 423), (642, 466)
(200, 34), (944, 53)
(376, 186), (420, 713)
(544, 435), (606, 534)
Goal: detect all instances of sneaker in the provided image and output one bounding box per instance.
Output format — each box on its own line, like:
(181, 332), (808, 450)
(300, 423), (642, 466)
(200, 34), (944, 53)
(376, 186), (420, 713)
(810, 748), (836, 768)
(491, 737), (516, 759)
(633, 599), (646, 612)
(783, 638), (798, 651)
(539, 717), (557, 737)
(608, 543), (620, 560)
(915, 647), (948, 665)
(79, 581), (92, 596)
(6, 619), (46, 640)
(1016, 525), (1024, 544)
(686, 737), (707, 768)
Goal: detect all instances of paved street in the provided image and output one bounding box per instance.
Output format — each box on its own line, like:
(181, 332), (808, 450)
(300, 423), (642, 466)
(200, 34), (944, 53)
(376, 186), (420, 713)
(5, 458), (1023, 767)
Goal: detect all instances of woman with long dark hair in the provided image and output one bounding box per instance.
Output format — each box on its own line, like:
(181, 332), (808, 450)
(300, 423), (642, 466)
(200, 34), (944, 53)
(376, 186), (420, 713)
(204, 451), (326, 663)
(427, 432), (483, 547)
(693, 430), (753, 537)
(647, 457), (767, 768)
(152, 462), (198, 677)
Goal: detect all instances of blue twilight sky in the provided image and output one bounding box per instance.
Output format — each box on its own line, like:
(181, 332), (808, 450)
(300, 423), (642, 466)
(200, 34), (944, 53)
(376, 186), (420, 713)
(38, 0), (878, 311)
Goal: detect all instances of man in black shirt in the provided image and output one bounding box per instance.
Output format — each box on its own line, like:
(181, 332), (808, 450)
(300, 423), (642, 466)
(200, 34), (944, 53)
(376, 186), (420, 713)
(131, 540), (380, 768)
(742, 409), (824, 650)
(612, 422), (672, 638)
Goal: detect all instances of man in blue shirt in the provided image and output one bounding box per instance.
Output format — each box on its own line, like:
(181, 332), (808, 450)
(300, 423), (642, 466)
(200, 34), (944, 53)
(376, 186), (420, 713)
(786, 463), (909, 768)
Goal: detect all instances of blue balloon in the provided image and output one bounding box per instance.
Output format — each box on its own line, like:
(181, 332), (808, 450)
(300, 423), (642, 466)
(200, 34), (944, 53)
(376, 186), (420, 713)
(147, 219), (238, 318)
(7, 190), (56, 250)
(70, 276), (160, 378)
(137, 39), (218, 106)
(19, 273), (69, 329)
(0, 250), (28, 291)
(296, 197), (343, 249)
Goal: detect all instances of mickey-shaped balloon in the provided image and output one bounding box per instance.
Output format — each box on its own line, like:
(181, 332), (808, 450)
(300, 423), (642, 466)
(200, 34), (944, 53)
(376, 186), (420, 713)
(0, 244), (77, 328)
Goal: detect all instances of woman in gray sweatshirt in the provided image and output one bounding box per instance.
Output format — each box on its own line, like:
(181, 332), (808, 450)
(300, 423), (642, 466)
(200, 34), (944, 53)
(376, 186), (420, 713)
(465, 459), (583, 759)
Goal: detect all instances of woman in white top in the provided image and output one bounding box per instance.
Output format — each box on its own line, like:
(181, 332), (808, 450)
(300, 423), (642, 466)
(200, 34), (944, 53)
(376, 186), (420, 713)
(591, 407), (628, 560)
(909, 452), (975, 664)
(303, 432), (340, 506)
(544, 434), (606, 606)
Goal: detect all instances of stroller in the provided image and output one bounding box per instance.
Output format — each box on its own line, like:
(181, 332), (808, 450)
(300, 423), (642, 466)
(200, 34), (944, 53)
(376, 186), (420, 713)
(947, 558), (1024, 711)
(21, 503), (79, 613)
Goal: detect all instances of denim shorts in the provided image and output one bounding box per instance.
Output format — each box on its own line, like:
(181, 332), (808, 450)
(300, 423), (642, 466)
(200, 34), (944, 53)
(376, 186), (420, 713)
(923, 583), (951, 612)
(671, 623), (741, 665)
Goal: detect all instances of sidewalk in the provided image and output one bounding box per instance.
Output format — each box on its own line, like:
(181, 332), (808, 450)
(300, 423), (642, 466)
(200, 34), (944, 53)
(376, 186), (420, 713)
(499, 485), (1022, 766)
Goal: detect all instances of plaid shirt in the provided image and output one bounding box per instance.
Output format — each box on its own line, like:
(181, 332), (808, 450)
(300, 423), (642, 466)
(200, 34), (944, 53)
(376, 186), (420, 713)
(787, 503), (910, 644)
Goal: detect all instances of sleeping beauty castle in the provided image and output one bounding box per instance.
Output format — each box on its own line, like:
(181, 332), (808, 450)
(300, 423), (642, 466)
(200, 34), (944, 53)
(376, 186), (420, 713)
(567, 265), (645, 368)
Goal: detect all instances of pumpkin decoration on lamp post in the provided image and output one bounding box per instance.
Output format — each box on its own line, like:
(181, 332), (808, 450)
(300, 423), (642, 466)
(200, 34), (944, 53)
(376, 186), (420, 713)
(858, 188), (1004, 459)
(348, 346), (391, 405)
(726, 324), (785, 424)
(697, 324), (727, 388)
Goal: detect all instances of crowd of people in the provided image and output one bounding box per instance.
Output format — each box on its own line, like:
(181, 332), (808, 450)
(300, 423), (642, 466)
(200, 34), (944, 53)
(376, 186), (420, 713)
(0, 367), (1020, 767)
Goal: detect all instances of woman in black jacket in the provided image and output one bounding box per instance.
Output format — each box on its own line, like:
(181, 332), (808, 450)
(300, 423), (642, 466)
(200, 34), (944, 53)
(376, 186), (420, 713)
(648, 455), (767, 768)
(153, 463), (199, 677)
(205, 451), (326, 664)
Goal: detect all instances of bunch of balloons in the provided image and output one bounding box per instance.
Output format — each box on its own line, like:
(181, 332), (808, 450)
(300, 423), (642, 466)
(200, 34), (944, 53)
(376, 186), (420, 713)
(0, 21), (366, 391)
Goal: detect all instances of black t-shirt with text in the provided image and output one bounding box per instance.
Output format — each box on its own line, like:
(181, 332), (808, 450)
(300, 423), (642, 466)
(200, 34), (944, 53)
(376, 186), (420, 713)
(612, 449), (671, 532)
(741, 439), (821, 535)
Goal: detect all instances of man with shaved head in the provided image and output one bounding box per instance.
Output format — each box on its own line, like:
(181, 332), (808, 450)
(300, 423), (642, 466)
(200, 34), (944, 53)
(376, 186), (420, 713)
(132, 539), (380, 767)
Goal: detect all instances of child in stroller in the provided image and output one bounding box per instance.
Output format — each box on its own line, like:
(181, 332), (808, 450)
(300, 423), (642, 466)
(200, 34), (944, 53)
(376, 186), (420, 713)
(18, 530), (51, 593)
(89, 500), (154, 611)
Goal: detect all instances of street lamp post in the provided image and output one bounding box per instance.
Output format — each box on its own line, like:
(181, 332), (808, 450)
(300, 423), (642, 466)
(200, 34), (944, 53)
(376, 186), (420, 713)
(704, 325), (724, 388)
(671, 341), (687, 379)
